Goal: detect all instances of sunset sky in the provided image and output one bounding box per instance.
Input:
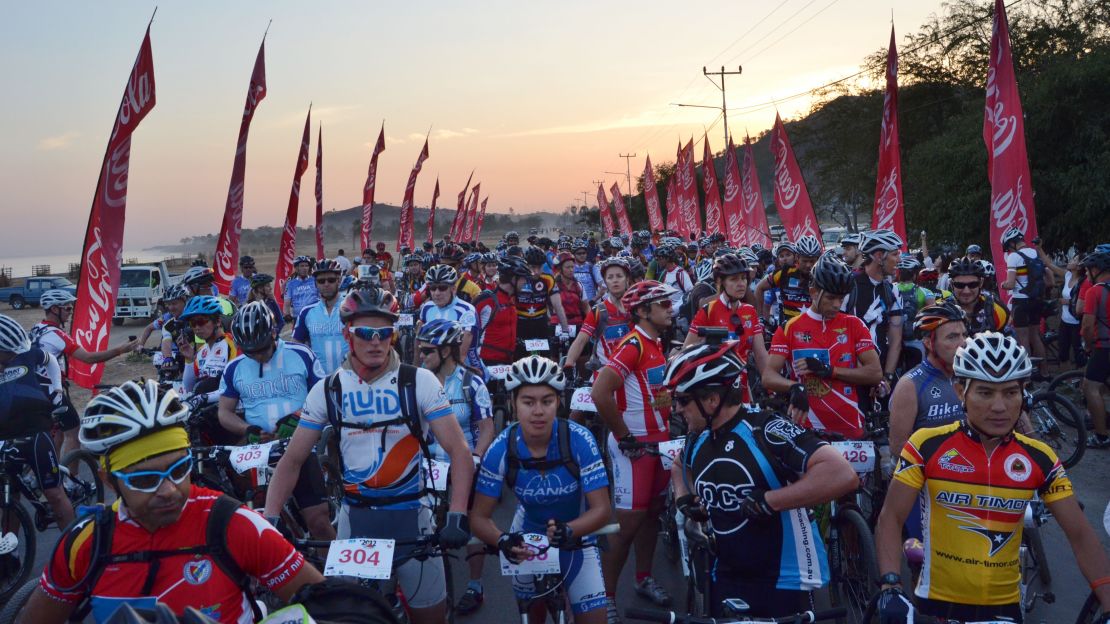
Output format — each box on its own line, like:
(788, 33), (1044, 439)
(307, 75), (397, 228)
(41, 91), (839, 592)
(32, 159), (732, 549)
(2, 1), (953, 256)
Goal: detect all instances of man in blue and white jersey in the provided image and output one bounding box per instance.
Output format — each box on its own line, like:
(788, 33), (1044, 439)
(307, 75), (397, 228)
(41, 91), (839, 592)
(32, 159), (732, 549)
(282, 255), (320, 322)
(292, 259), (348, 375)
(572, 241), (602, 304)
(418, 264), (482, 375)
(229, 255), (257, 305)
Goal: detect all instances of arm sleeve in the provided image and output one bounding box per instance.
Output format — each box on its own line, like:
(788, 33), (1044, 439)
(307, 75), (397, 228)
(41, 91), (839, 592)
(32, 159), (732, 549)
(291, 307), (311, 343)
(225, 506), (308, 592)
(768, 326), (790, 358)
(475, 430), (509, 498)
(39, 520), (95, 603)
(892, 429), (929, 491)
(415, 368), (453, 424)
(761, 416), (827, 477)
(473, 380), (493, 421)
(849, 317), (878, 356)
(219, 360), (240, 400)
(604, 336), (641, 378)
(690, 305), (709, 331)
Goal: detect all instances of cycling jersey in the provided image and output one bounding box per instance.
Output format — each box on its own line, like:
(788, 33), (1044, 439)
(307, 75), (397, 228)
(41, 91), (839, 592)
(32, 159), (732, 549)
(516, 274), (555, 320)
(766, 267), (812, 320)
(292, 300), (348, 375)
(950, 293), (1010, 337)
(894, 422), (1072, 610)
(769, 309), (876, 439)
(418, 296), (482, 371)
(454, 276), (482, 304)
(283, 276), (319, 318)
(31, 320), (77, 376)
(192, 337), (239, 384)
(573, 262), (600, 302)
(0, 348), (59, 440)
(426, 366), (491, 460)
(228, 275), (251, 306)
(299, 357), (452, 509)
(41, 486), (306, 624)
(220, 340), (324, 433)
(684, 411), (829, 591)
(474, 288), (517, 364)
(1084, 282), (1110, 349)
(660, 265), (693, 310)
(842, 272), (903, 358)
(1004, 248), (1039, 299)
(553, 277), (585, 327)
(691, 296), (763, 402)
(906, 358), (964, 431)
(604, 326), (669, 437)
(580, 297), (631, 367)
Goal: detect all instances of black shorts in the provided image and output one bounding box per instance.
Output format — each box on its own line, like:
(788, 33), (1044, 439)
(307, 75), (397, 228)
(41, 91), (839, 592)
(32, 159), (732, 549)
(1086, 348), (1110, 385)
(56, 394), (79, 431)
(1010, 297), (1043, 328)
(3, 432), (61, 490)
(709, 573), (807, 619)
(917, 596), (1022, 623)
(292, 452), (329, 510)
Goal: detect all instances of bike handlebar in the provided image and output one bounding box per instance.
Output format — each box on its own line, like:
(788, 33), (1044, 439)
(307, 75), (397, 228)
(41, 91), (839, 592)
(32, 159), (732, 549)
(624, 606), (847, 623)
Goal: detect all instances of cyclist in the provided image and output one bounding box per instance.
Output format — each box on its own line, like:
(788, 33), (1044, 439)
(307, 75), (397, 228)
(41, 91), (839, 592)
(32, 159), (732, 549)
(228, 255), (256, 306)
(474, 256), (528, 368)
(181, 266), (220, 298)
(755, 237), (820, 324)
(471, 355), (611, 624)
(655, 245), (692, 315)
(591, 280), (679, 613)
(217, 301), (335, 540)
(516, 248), (559, 360)
(438, 244), (482, 303)
(895, 256), (935, 371)
(553, 251), (588, 339)
(374, 241), (394, 271)
(965, 243), (983, 264)
(875, 333), (1110, 622)
(945, 256), (1010, 336)
(841, 229), (904, 401)
(180, 296), (238, 404)
(840, 232), (863, 270)
(564, 257), (632, 375)
(1081, 249), (1110, 448)
(282, 256), (320, 323)
(665, 341), (858, 618)
(476, 253), (500, 292)
(264, 286), (474, 624)
(573, 240), (602, 303)
(763, 254), (883, 440)
(292, 259), (347, 375)
(136, 284), (189, 375)
(246, 273), (284, 337)
(417, 265), (482, 374)
(1000, 228), (1053, 377)
(680, 260), (716, 328)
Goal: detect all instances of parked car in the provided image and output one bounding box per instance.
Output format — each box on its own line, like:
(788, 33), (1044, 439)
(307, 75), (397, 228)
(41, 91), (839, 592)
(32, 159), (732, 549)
(0, 277), (77, 310)
(113, 262), (183, 326)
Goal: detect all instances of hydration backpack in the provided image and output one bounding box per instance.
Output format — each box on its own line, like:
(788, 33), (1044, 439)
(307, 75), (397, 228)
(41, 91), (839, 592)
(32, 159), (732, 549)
(1017, 248), (1047, 299)
(503, 418), (579, 489)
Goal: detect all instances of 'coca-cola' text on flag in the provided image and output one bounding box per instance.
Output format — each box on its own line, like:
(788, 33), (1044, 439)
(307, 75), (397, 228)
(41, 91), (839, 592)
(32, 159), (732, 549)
(611, 183), (633, 236)
(475, 197), (489, 240)
(397, 137), (429, 251)
(314, 124), (325, 260)
(702, 134), (724, 238)
(213, 38), (266, 295)
(427, 178), (440, 244)
(596, 184), (615, 237)
(450, 170), (474, 241)
(461, 183), (481, 243)
(665, 174), (680, 233)
(642, 156), (664, 233)
(770, 113), (820, 242)
(721, 137), (745, 246)
(741, 135), (774, 248)
(361, 123), (386, 252)
(70, 25), (157, 389)
(273, 108), (312, 304)
(677, 139), (701, 238)
(872, 25), (907, 250)
(984, 0), (1038, 294)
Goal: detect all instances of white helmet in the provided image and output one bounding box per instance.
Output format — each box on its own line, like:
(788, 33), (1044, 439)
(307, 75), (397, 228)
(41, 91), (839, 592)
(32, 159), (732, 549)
(952, 332), (1033, 384)
(794, 235), (824, 258)
(0, 314), (30, 354)
(80, 379), (189, 455)
(1000, 227), (1025, 249)
(859, 229), (904, 254)
(40, 289), (76, 310)
(505, 355), (566, 392)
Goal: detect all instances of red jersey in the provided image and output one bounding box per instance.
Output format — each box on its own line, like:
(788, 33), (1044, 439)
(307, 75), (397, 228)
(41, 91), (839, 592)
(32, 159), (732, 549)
(604, 325), (669, 438)
(41, 486), (305, 624)
(1084, 281), (1110, 348)
(690, 295), (763, 401)
(552, 277), (585, 327)
(580, 297), (632, 367)
(769, 309), (877, 439)
(474, 288), (518, 364)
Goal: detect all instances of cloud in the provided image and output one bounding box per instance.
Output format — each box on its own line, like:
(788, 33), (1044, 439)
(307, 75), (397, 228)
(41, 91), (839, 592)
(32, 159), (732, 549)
(38, 132), (80, 151)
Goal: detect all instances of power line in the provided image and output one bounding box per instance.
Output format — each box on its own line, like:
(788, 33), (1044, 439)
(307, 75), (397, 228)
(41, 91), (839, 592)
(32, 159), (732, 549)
(739, 0), (845, 65)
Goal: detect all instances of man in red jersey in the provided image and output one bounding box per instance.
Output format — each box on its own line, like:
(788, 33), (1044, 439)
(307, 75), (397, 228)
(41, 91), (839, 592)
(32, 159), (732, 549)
(474, 255), (529, 366)
(763, 254), (883, 440)
(564, 257), (633, 373)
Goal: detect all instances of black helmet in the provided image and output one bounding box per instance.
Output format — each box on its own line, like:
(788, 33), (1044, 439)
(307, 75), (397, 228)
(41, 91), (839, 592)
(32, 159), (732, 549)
(524, 247), (547, 267)
(250, 273), (274, 288)
(441, 244), (465, 262)
(498, 256), (532, 282)
(238, 255), (255, 267)
(231, 301), (275, 352)
(293, 255), (314, 268)
(339, 286), (398, 323)
(653, 245), (675, 262)
(1082, 251), (1110, 272)
(811, 255), (854, 295)
(948, 256), (986, 279)
(312, 259), (342, 276)
(712, 253), (749, 278)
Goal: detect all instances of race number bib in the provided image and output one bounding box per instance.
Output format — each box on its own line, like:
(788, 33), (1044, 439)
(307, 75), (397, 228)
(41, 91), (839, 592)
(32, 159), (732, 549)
(570, 387), (596, 412)
(657, 438), (686, 470)
(524, 338), (549, 351)
(324, 539), (396, 579)
(397, 314), (414, 327)
(423, 459), (450, 491)
(830, 441), (875, 474)
(228, 441), (277, 474)
(499, 533), (561, 576)
(555, 325), (577, 339)
(488, 364), (512, 380)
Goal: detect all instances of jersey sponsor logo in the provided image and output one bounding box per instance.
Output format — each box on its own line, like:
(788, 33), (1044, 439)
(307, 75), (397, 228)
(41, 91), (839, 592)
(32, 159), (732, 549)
(836, 334), (847, 344)
(937, 448), (975, 473)
(0, 366), (29, 385)
(239, 374), (308, 401)
(925, 403), (961, 420)
(520, 472), (579, 501)
(929, 386), (942, 399)
(796, 332), (812, 343)
(183, 559), (213, 585)
(695, 457), (756, 535)
(763, 418), (806, 446)
(1004, 454), (1031, 482)
(935, 490), (1022, 557)
(342, 388), (402, 417)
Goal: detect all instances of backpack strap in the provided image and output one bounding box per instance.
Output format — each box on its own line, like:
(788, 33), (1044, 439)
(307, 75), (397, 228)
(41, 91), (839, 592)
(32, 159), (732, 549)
(504, 419), (579, 490)
(205, 496), (263, 623)
(461, 368), (480, 437)
(556, 418), (579, 482)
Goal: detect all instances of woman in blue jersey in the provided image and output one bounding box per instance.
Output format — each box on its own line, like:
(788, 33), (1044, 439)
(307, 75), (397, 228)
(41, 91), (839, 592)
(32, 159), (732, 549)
(471, 355), (612, 624)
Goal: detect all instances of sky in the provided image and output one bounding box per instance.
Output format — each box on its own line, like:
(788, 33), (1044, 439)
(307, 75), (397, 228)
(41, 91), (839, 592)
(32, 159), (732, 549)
(0, 0), (953, 256)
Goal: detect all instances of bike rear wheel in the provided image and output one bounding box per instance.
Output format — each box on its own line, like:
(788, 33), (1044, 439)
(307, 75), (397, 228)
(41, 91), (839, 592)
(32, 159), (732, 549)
(828, 507), (879, 624)
(0, 578), (39, 624)
(1028, 391), (1085, 469)
(60, 449), (105, 507)
(1075, 590), (1103, 624)
(0, 503), (35, 602)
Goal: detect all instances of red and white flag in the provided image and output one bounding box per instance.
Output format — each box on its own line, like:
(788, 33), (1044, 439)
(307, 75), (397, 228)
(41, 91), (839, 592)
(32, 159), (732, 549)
(475, 197), (489, 240)
(611, 183), (633, 235)
(70, 26), (156, 389)
(721, 137), (745, 246)
(872, 26), (907, 249)
(596, 184), (615, 237)
(702, 134), (724, 238)
(677, 139), (701, 238)
(665, 174), (680, 233)
(213, 38), (266, 295)
(360, 123), (386, 252)
(461, 183), (481, 243)
(770, 114), (820, 242)
(397, 137), (429, 251)
(742, 135), (773, 248)
(427, 177), (440, 244)
(642, 156), (664, 232)
(273, 108), (312, 304)
(314, 124), (325, 259)
(984, 0), (1038, 292)
(450, 170), (474, 241)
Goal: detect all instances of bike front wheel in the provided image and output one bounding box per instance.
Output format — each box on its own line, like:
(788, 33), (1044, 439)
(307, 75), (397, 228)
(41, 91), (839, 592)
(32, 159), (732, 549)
(0, 503), (36, 602)
(1028, 391), (1086, 469)
(828, 507), (880, 624)
(60, 449), (105, 507)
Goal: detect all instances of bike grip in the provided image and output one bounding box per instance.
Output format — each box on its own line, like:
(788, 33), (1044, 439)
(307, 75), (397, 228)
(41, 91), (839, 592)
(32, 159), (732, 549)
(806, 607), (847, 622)
(623, 607), (674, 623)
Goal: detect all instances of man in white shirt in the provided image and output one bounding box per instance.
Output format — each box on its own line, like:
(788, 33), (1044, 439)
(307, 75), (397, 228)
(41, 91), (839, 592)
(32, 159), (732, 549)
(1000, 228), (1053, 376)
(333, 249), (353, 273)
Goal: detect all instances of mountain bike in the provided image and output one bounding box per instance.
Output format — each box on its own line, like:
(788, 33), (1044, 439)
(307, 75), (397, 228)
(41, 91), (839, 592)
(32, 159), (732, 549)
(625, 604), (846, 623)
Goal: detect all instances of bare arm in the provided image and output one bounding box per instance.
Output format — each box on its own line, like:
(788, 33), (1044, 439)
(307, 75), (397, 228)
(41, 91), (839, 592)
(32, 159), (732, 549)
(754, 277), (771, 318)
(474, 417), (495, 457)
(427, 415), (475, 513)
(884, 322), (903, 375)
(17, 588), (76, 624)
(751, 333), (769, 374)
(553, 487), (611, 540)
(817, 347), (884, 386)
(138, 321), (158, 347)
(681, 329), (703, 349)
(887, 377), (918, 454)
(550, 293), (570, 334)
(1047, 495), (1110, 609)
(271, 563), (325, 603)
(263, 424), (322, 517)
(470, 492), (504, 546)
(876, 480), (920, 580)
(591, 367), (628, 438)
(1002, 268), (1017, 291)
(761, 352), (794, 394)
(763, 445), (858, 511)
(217, 395), (250, 437)
(73, 339), (137, 364)
(563, 331), (591, 367)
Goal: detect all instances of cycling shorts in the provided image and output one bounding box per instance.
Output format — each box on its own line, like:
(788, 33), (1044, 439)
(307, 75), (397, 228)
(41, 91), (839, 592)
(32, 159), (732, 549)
(916, 596), (1022, 622)
(607, 432), (670, 511)
(1086, 348), (1110, 385)
(56, 394), (79, 431)
(509, 508), (607, 614)
(2, 432), (61, 490)
(1010, 297), (1042, 328)
(292, 454), (329, 510)
(337, 503), (447, 610)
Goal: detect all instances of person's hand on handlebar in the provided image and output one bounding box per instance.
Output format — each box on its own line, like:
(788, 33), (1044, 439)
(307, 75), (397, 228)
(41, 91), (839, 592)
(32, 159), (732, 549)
(498, 532), (529, 564)
(876, 586), (913, 624)
(676, 494), (710, 522)
(786, 383), (809, 425)
(546, 519), (574, 548)
(617, 433), (646, 459)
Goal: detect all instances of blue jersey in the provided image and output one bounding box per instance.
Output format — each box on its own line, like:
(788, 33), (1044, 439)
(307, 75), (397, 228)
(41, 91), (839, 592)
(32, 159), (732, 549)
(573, 262), (599, 302)
(229, 275), (252, 306)
(292, 300), (348, 375)
(427, 367), (492, 460)
(418, 297), (483, 372)
(219, 340), (324, 433)
(906, 358), (965, 431)
(284, 275), (320, 318)
(477, 420), (608, 533)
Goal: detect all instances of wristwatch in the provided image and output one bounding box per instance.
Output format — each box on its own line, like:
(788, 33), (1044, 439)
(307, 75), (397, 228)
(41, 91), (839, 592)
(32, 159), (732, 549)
(878, 572), (902, 587)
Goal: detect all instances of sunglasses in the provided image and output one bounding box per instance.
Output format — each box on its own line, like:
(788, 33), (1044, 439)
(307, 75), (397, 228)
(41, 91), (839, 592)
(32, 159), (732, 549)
(428, 284), (451, 292)
(951, 281), (981, 290)
(315, 277), (339, 285)
(419, 346), (439, 356)
(350, 326), (395, 342)
(188, 318), (213, 328)
(652, 299), (673, 309)
(112, 452), (193, 493)
(672, 394), (695, 407)
(242, 342), (273, 356)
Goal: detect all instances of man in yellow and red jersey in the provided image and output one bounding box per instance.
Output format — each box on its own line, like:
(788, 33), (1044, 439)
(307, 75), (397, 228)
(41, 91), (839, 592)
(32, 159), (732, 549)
(755, 237), (821, 323)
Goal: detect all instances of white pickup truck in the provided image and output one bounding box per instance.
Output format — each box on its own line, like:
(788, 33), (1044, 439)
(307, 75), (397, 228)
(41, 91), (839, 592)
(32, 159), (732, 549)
(113, 262), (183, 326)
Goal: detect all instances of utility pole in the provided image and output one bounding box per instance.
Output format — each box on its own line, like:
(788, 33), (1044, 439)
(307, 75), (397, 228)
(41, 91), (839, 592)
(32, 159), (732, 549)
(581, 191), (590, 208)
(703, 65), (742, 146)
(618, 153), (637, 204)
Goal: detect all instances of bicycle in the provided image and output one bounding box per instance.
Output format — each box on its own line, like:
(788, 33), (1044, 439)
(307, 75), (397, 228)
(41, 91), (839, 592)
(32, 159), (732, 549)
(860, 590), (1032, 624)
(1019, 389), (1085, 469)
(625, 604), (846, 623)
(1019, 499), (1055, 613)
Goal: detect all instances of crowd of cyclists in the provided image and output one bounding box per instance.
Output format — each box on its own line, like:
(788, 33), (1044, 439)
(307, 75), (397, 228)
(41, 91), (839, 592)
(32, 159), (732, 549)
(1, 223), (1110, 623)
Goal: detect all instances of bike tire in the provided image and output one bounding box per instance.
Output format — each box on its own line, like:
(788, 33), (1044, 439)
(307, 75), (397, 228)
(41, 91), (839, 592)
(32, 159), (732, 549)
(1030, 391), (1086, 469)
(828, 507), (880, 624)
(1047, 369), (1087, 413)
(0, 504), (36, 603)
(1075, 590), (1103, 624)
(1025, 523), (1052, 587)
(60, 449), (105, 506)
(0, 578), (39, 624)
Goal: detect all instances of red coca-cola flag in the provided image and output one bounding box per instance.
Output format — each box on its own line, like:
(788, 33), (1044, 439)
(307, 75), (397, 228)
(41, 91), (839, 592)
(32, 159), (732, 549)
(665, 174), (680, 233)
(449, 170), (473, 241)
(770, 113), (820, 242)
(360, 123), (386, 252)
(461, 183), (481, 243)
(71, 26), (157, 388)
(213, 38), (266, 295)
(314, 124), (325, 259)
(741, 135), (774, 248)
(427, 177), (440, 244)
(721, 137), (745, 246)
(397, 137), (429, 251)
(702, 134), (724, 238)
(678, 139), (701, 238)
(475, 197), (489, 240)
(984, 0), (1038, 295)
(642, 156), (664, 232)
(872, 26), (907, 250)
(610, 183), (633, 235)
(273, 108), (312, 304)
(596, 184), (615, 237)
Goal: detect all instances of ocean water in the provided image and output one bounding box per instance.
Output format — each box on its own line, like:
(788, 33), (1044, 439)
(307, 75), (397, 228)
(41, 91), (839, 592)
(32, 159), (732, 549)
(0, 250), (175, 278)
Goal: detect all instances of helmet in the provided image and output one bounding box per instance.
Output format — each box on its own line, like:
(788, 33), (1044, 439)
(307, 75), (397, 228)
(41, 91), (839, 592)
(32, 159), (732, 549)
(948, 256), (985, 278)
(653, 245), (675, 262)
(80, 379), (189, 455)
(859, 229), (903, 254)
(524, 247), (547, 267)
(663, 342), (744, 393)
(914, 301), (967, 338)
(231, 301), (274, 352)
(441, 244), (465, 262)
(795, 235), (823, 258)
(480, 252), (498, 264)
(400, 246), (412, 255)
(694, 260), (714, 283)
(979, 260), (997, 278)
(952, 332), (1033, 384)
(697, 236), (713, 249)
(840, 233), (862, 247)
(617, 249), (632, 258)
(293, 255), (314, 268)
(661, 236), (683, 247)
(599, 256), (630, 276)
(40, 289), (77, 310)
(896, 256), (921, 272)
(1082, 251), (1110, 272)
(713, 253), (749, 278)
(966, 244), (982, 255)
(498, 256), (532, 282)
(403, 254), (424, 266)
(505, 231), (520, 243)
(312, 259), (341, 276)
(250, 273), (274, 288)
(572, 239), (588, 252)
(556, 240), (571, 251)
(1000, 227), (1025, 249)
(463, 253), (482, 266)
(556, 252), (574, 266)
(627, 257), (646, 280)
(163, 284), (191, 301)
(180, 296), (223, 320)
(710, 232), (726, 243)
(339, 286), (399, 323)
(685, 241), (698, 253)
(621, 280), (677, 311)
(0, 314), (30, 354)
(505, 355), (565, 392)
(425, 264), (458, 285)
(810, 255), (854, 295)
(376, 242), (386, 251)
(757, 248), (774, 265)
(773, 242), (796, 256)
(182, 266), (215, 286)
(916, 268), (939, 284)
(416, 319), (465, 346)
(737, 248), (759, 268)
(239, 255), (255, 267)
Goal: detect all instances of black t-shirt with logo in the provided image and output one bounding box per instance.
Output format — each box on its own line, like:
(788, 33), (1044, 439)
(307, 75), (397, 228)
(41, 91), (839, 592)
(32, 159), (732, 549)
(842, 272), (903, 359)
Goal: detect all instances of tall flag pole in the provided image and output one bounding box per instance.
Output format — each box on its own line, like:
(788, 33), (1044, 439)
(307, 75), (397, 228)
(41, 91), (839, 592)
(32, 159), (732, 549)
(665, 175), (680, 233)
(273, 106), (312, 304)
(397, 135), (430, 251)
(702, 133), (724, 238)
(213, 33), (267, 295)
(741, 134), (774, 248)
(721, 137), (745, 246)
(984, 0), (1038, 299)
(461, 184), (481, 243)
(360, 122), (386, 252)
(872, 25), (907, 249)
(642, 156), (664, 233)
(610, 182), (633, 235)
(596, 183), (615, 237)
(475, 197), (489, 241)
(71, 21), (157, 389)
(427, 177), (440, 244)
(450, 170), (474, 241)
(770, 113), (821, 241)
(314, 124), (325, 259)
(677, 138), (701, 238)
